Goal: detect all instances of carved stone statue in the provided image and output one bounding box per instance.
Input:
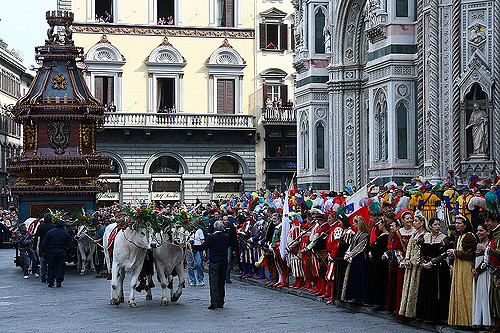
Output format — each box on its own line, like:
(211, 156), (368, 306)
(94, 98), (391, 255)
(465, 103), (489, 156)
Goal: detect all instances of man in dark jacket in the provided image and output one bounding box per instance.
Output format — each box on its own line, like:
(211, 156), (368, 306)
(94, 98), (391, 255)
(92, 217), (106, 278)
(222, 214), (237, 283)
(193, 220), (229, 309)
(34, 213), (55, 282)
(41, 220), (76, 287)
(0, 221), (12, 248)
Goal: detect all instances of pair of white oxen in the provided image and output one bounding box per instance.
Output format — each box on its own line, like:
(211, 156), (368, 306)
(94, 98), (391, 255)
(103, 222), (189, 308)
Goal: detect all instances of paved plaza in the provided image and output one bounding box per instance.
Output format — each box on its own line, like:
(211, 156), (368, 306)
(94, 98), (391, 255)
(0, 248), (428, 333)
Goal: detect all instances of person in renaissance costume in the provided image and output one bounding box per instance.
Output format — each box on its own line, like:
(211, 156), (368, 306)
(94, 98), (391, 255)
(324, 211), (344, 304)
(416, 217), (451, 322)
(399, 214), (428, 319)
(478, 211), (500, 332)
(443, 171), (459, 228)
(456, 186), (473, 223)
(306, 214), (331, 296)
(385, 210), (415, 319)
(364, 216), (390, 309)
(417, 186), (441, 222)
(271, 213), (288, 287)
(447, 215), (477, 327)
(341, 215), (369, 303)
(472, 223), (493, 328)
(287, 215), (305, 289)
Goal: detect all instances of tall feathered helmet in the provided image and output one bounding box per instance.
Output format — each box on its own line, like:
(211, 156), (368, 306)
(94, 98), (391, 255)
(445, 170), (458, 188)
(469, 175), (482, 189)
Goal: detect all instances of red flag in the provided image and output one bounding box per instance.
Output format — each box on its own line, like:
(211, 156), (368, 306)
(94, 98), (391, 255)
(273, 185), (279, 200)
(348, 206), (370, 233)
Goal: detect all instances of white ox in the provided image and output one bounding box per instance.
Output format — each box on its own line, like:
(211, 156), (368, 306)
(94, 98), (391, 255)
(149, 226), (189, 306)
(103, 222), (157, 307)
(75, 226), (97, 275)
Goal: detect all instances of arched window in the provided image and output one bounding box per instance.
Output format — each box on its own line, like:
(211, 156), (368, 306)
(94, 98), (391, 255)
(210, 156), (242, 174)
(316, 123), (325, 168)
(314, 10), (326, 54)
(397, 103), (408, 159)
(103, 158), (122, 174)
(149, 156), (183, 174)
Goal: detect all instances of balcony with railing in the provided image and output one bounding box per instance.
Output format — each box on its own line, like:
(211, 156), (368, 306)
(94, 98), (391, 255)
(103, 112), (255, 130)
(261, 106), (296, 125)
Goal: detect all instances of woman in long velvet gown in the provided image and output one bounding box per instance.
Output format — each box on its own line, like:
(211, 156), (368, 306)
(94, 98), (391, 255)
(364, 217), (390, 308)
(333, 216), (355, 301)
(342, 215), (370, 303)
(416, 217), (451, 322)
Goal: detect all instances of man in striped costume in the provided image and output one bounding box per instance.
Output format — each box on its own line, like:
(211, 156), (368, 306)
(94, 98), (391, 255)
(456, 186), (473, 223)
(443, 183), (459, 229)
(287, 216), (305, 289)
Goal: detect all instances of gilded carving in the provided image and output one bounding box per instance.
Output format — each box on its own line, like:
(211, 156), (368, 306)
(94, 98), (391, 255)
(23, 123), (38, 151)
(48, 121), (70, 155)
(51, 73), (68, 90)
(80, 123), (94, 150)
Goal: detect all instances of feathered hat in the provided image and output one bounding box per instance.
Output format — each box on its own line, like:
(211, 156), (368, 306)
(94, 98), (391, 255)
(469, 175), (482, 189)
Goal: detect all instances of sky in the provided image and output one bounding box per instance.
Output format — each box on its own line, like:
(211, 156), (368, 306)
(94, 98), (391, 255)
(0, 0), (58, 69)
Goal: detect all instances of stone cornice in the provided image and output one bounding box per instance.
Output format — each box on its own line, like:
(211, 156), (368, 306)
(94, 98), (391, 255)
(73, 23), (255, 39)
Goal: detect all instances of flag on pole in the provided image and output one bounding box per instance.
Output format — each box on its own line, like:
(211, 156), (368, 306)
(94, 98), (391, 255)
(273, 185), (279, 200)
(279, 189), (291, 265)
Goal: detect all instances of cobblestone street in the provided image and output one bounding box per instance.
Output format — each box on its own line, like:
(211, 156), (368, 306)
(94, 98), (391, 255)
(0, 249), (429, 333)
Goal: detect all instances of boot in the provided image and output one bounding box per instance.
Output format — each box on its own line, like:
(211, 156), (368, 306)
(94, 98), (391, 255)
(320, 280), (330, 298)
(270, 266), (279, 285)
(302, 278), (312, 290)
(315, 279), (326, 296)
(293, 277), (304, 289)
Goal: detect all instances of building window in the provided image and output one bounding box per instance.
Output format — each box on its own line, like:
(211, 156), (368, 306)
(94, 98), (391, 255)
(85, 36), (125, 111)
(150, 156), (183, 174)
(397, 103), (408, 159)
(217, 79), (235, 114)
(259, 23), (288, 51)
(94, 76), (114, 107)
(316, 123), (325, 169)
(207, 39), (246, 114)
(315, 10), (326, 54)
(396, 0), (408, 17)
(301, 119), (309, 170)
(375, 92), (388, 161)
(95, 0), (113, 22)
(217, 0), (234, 27)
(211, 156), (242, 174)
(146, 37), (186, 113)
(0, 70), (20, 98)
(157, 78), (176, 112)
(157, 0), (175, 24)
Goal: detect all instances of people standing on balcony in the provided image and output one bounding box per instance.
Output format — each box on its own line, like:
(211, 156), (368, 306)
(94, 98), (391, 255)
(109, 101), (116, 112)
(167, 16), (174, 25)
(286, 99), (294, 108)
(157, 17), (164, 25)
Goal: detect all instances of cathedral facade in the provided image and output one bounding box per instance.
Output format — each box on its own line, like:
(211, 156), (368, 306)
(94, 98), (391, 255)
(293, 0), (500, 190)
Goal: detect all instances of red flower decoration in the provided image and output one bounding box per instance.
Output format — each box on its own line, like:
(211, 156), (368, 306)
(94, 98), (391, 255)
(137, 208), (142, 214)
(183, 219), (188, 223)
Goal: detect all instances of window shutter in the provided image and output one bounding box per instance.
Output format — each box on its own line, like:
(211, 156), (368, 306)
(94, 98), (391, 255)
(280, 24), (288, 51)
(260, 23), (267, 50)
(94, 76), (103, 105)
(217, 80), (225, 114)
(226, 0), (234, 27)
(226, 79), (235, 114)
(291, 24), (295, 51)
(263, 83), (268, 104)
(280, 84), (288, 104)
(106, 77), (114, 105)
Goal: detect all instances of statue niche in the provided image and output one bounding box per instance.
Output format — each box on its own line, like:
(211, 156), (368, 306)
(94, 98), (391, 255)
(464, 84), (489, 158)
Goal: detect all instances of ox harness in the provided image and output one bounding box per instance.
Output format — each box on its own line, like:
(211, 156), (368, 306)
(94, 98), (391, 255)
(106, 225), (121, 261)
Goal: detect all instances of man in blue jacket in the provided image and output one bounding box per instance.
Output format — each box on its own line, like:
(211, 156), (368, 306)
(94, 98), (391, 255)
(193, 220), (229, 309)
(41, 220), (76, 287)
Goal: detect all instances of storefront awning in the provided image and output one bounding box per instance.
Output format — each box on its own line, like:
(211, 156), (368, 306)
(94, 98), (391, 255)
(213, 178), (242, 183)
